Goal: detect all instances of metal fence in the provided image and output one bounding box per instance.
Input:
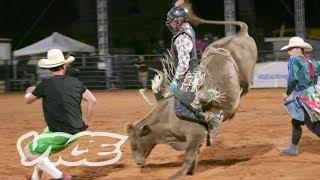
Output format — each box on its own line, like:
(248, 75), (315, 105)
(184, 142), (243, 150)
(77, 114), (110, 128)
(72, 55), (165, 90)
(0, 54), (165, 92)
(0, 49), (318, 92)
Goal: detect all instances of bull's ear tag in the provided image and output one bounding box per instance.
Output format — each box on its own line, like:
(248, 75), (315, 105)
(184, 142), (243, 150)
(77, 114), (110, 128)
(140, 125), (151, 136)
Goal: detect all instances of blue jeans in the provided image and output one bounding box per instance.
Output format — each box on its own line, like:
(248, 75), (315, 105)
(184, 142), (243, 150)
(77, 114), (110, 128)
(285, 91), (305, 121)
(174, 97), (205, 122)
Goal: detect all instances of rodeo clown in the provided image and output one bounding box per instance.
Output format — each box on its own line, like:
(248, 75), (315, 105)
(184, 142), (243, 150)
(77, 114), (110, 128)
(23, 49), (96, 179)
(280, 37), (320, 156)
(166, 6), (218, 136)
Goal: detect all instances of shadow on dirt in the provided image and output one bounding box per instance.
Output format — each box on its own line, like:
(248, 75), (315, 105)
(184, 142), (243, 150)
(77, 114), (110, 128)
(300, 136), (320, 155)
(140, 142), (273, 174)
(200, 142), (273, 159)
(198, 142), (273, 173)
(71, 164), (126, 180)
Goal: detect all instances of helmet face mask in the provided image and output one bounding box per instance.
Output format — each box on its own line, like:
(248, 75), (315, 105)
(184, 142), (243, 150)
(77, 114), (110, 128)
(166, 18), (183, 33)
(166, 7), (189, 34)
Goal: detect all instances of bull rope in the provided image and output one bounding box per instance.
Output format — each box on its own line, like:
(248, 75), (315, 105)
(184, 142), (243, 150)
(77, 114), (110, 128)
(138, 89), (174, 106)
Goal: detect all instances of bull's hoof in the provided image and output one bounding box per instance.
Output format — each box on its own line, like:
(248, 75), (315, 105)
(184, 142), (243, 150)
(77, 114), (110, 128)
(169, 170), (191, 180)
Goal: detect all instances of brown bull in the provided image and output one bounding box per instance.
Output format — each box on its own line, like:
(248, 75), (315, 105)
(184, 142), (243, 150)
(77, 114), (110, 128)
(127, 19), (257, 179)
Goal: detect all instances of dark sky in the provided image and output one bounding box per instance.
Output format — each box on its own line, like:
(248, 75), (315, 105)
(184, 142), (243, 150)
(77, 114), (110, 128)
(0, 0), (79, 50)
(0, 0), (319, 52)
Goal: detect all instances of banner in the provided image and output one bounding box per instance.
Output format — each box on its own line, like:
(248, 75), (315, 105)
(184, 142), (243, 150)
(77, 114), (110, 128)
(252, 62), (288, 88)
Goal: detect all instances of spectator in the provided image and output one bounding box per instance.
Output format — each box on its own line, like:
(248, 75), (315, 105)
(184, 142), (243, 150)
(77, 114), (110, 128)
(152, 39), (167, 62)
(204, 33), (218, 45)
(134, 55), (148, 90)
(155, 40), (166, 55)
(212, 35), (220, 42)
(195, 38), (208, 54)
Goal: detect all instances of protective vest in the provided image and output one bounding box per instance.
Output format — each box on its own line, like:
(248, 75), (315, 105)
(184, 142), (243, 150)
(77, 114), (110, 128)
(171, 23), (199, 73)
(170, 24), (199, 105)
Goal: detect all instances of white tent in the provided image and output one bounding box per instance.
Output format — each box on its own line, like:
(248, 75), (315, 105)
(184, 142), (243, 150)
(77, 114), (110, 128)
(13, 32), (95, 57)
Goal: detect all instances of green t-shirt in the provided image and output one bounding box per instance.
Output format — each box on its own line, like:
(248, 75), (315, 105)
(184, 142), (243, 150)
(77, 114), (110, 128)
(32, 75), (87, 134)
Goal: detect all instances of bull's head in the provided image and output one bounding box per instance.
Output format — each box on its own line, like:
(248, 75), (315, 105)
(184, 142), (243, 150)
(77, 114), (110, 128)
(126, 124), (155, 166)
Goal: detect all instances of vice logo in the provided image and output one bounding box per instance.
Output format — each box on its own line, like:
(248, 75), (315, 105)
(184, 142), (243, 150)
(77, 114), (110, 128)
(17, 131), (128, 167)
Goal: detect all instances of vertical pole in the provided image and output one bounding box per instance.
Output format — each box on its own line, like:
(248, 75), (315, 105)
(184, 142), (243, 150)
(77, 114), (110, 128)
(224, 0), (236, 36)
(9, 41), (13, 92)
(97, 0), (112, 88)
(5, 59), (10, 92)
(294, 0), (305, 39)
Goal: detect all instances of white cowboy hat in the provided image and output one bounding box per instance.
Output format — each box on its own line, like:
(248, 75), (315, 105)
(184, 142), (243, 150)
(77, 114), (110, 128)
(280, 37), (313, 52)
(38, 49), (75, 68)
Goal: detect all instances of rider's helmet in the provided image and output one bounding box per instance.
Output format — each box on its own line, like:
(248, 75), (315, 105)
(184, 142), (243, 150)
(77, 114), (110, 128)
(166, 6), (189, 34)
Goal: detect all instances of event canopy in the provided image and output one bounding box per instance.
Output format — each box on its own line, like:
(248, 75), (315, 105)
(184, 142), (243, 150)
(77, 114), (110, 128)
(13, 32), (95, 57)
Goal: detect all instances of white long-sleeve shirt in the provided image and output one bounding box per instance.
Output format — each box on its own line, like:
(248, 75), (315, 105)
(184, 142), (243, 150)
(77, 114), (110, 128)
(174, 33), (193, 80)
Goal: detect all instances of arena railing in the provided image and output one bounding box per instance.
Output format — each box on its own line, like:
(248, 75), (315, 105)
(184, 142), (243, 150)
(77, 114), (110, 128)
(2, 49), (320, 92)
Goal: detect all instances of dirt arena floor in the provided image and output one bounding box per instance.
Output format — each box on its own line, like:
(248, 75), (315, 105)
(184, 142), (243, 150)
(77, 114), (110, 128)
(1, 89), (320, 180)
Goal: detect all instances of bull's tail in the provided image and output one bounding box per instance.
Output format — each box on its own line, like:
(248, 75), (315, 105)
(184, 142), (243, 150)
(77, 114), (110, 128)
(183, 1), (248, 36)
(197, 20), (248, 36)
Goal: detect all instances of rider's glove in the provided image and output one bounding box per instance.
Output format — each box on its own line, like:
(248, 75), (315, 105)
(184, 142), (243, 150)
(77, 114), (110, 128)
(170, 78), (177, 92)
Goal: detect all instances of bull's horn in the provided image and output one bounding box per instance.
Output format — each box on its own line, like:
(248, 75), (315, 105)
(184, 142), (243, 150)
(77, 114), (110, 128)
(126, 124), (135, 137)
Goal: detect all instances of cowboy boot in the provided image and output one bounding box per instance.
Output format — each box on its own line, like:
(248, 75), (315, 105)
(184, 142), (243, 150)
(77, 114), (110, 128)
(279, 144), (298, 156)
